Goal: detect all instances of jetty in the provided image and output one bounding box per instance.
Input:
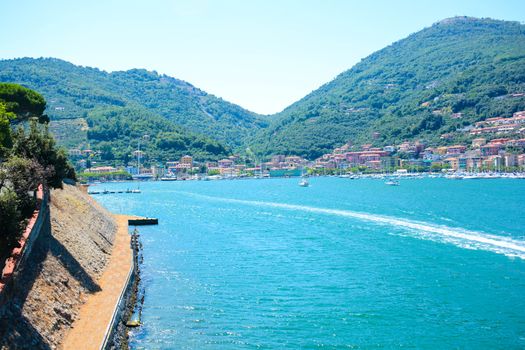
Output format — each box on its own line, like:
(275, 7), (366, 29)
(128, 217), (158, 226)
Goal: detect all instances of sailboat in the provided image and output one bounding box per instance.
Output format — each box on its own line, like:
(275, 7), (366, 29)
(298, 168), (309, 187)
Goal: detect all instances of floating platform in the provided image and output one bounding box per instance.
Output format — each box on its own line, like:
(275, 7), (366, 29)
(128, 218), (158, 226)
(88, 189), (141, 195)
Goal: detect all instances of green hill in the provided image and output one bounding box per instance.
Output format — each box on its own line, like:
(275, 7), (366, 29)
(0, 57), (266, 150)
(249, 17), (525, 159)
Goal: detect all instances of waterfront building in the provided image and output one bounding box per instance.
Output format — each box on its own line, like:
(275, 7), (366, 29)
(481, 143), (502, 156)
(218, 159), (234, 168)
(126, 166), (138, 175)
(87, 166), (118, 174)
(181, 155), (193, 167)
(518, 154), (525, 167)
(504, 154), (518, 167)
(443, 157), (459, 171)
(466, 157), (482, 171)
(459, 157), (467, 170)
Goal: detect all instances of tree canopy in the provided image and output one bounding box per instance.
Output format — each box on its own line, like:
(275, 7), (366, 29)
(0, 82), (47, 123)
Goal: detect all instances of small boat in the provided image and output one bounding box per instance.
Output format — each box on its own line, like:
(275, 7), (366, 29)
(298, 178), (309, 187)
(385, 180), (399, 186)
(131, 189), (141, 193)
(160, 176), (177, 181)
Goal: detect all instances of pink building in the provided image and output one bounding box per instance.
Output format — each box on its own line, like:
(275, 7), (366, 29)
(481, 144), (501, 156)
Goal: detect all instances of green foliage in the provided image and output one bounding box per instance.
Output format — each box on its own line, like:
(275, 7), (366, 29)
(85, 106), (230, 162)
(0, 102), (15, 157)
(11, 120), (76, 188)
(77, 170), (132, 181)
(0, 189), (22, 254)
(0, 59), (266, 149)
(249, 17), (525, 158)
(0, 84), (76, 260)
(0, 82), (47, 123)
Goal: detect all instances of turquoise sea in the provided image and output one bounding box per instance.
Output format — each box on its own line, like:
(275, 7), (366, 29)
(95, 177), (525, 349)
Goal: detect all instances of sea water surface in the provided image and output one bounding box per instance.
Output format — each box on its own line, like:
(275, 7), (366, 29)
(95, 177), (525, 349)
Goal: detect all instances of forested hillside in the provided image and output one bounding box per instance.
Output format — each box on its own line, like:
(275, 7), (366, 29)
(249, 17), (525, 159)
(2, 17), (524, 161)
(0, 58), (266, 149)
(84, 105), (230, 162)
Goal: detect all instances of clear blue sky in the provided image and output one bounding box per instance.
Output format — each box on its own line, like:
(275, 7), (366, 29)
(1, 0), (524, 114)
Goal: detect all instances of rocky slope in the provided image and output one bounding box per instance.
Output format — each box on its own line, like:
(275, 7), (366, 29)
(0, 184), (116, 349)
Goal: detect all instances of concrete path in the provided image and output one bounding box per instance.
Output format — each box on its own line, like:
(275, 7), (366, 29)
(62, 214), (132, 350)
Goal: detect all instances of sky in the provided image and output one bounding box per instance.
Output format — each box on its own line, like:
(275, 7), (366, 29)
(0, 0), (524, 115)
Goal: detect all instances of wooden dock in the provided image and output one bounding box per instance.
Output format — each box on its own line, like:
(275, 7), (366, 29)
(128, 217), (158, 226)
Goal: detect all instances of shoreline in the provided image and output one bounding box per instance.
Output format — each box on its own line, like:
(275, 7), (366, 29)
(82, 170), (525, 186)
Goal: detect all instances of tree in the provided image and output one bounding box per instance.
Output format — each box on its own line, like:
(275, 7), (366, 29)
(0, 102), (15, 158)
(100, 143), (115, 160)
(0, 189), (22, 254)
(11, 119), (76, 189)
(0, 83), (47, 123)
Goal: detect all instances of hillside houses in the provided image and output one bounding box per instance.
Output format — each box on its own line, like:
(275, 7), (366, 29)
(470, 111), (525, 135)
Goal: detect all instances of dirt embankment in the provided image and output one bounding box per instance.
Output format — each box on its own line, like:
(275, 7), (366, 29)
(0, 184), (116, 349)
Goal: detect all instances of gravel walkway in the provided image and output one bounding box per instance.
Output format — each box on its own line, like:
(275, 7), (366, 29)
(62, 214), (133, 350)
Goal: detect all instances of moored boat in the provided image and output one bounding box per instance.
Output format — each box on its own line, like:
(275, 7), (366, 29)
(299, 178), (309, 187)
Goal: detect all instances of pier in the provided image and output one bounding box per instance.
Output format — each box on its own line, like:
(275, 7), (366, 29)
(128, 217), (158, 226)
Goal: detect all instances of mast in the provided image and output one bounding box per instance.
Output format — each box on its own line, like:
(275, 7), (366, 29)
(137, 140), (141, 175)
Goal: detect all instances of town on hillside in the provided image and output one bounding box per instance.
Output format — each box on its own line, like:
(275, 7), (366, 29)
(71, 110), (525, 182)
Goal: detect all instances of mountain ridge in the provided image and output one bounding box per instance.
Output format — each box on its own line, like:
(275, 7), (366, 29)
(248, 16), (525, 158)
(1, 17), (524, 161)
(0, 57), (266, 148)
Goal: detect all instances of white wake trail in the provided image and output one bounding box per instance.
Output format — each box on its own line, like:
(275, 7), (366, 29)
(180, 192), (525, 259)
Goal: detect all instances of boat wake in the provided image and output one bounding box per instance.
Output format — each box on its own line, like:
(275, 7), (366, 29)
(178, 192), (525, 260)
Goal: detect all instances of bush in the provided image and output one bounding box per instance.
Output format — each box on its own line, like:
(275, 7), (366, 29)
(0, 189), (23, 260)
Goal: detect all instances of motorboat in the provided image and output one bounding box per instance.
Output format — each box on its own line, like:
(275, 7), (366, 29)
(298, 178), (310, 187)
(385, 179), (399, 186)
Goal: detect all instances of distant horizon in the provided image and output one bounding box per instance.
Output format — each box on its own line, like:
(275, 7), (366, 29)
(1, 0), (524, 114)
